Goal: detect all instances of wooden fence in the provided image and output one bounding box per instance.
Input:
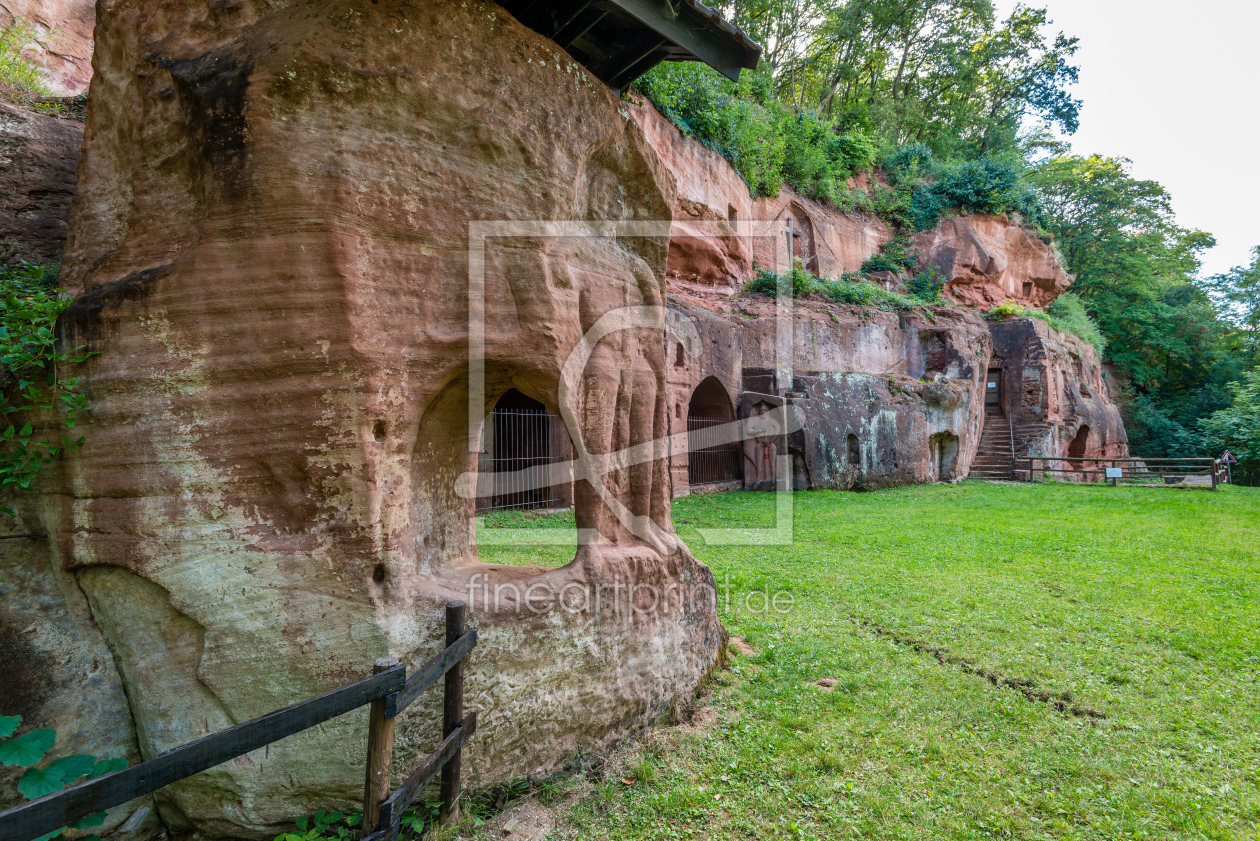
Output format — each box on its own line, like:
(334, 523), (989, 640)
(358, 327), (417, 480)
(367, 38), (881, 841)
(0, 602), (477, 841)
(1018, 457), (1227, 490)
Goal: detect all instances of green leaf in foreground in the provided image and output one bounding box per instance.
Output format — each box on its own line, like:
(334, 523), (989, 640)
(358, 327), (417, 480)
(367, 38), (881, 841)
(0, 728), (55, 767)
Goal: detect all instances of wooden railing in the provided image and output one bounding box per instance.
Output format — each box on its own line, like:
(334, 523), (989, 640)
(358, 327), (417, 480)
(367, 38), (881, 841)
(0, 602), (477, 841)
(1018, 457), (1225, 490)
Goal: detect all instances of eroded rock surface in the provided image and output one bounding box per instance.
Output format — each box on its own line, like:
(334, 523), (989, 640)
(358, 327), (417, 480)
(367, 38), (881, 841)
(666, 294), (992, 492)
(18, 1), (722, 836)
(0, 99), (82, 263)
(914, 214), (1073, 309)
(0, 0), (95, 95)
(988, 317), (1127, 462)
(630, 101), (892, 289)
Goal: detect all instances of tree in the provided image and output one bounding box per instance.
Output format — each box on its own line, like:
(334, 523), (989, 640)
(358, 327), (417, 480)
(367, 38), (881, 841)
(1206, 245), (1260, 362)
(1028, 153), (1243, 457)
(1200, 367), (1260, 485)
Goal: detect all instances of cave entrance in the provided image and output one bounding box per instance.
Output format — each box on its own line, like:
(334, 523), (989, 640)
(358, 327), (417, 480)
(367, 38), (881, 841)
(476, 389), (572, 513)
(985, 368), (1004, 414)
(929, 431), (960, 481)
(1067, 424), (1091, 461)
(687, 377), (741, 487)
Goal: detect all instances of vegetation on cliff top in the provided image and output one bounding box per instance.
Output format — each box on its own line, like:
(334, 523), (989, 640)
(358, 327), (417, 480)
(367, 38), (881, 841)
(635, 0), (1255, 472)
(0, 20), (85, 117)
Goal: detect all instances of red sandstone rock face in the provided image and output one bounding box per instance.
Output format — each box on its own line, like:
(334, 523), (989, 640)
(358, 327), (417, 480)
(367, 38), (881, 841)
(629, 100), (892, 288)
(913, 214), (1073, 309)
(628, 99), (755, 286)
(14, 1), (722, 835)
(987, 317), (1128, 463)
(0, 99), (82, 263)
(666, 293), (993, 492)
(0, 0), (95, 95)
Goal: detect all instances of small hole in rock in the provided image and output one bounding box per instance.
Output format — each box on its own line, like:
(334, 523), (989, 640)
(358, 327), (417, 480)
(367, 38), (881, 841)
(372, 563), (387, 584)
(372, 421), (387, 442)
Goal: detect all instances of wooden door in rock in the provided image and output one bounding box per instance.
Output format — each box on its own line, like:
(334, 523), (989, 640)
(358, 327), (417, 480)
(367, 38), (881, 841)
(985, 368), (1003, 414)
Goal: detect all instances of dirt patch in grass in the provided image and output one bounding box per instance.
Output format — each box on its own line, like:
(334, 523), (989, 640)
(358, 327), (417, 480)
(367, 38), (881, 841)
(853, 618), (1107, 720)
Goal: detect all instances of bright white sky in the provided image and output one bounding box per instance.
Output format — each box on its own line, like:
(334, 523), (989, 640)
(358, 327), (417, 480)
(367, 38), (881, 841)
(995, 0), (1260, 278)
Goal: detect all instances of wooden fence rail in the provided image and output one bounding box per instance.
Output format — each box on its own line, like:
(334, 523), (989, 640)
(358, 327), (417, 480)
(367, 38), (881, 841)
(1018, 457), (1225, 490)
(0, 602), (477, 841)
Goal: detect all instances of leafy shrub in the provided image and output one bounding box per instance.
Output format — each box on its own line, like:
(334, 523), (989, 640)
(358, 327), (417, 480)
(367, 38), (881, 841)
(906, 268), (945, 303)
(861, 237), (919, 275)
(0, 715), (127, 841)
(743, 262), (817, 298)
(1047, 293), (1107, 353)
(819, 276), (907, 310)
(988, 295), (1106, 351)
(880, 143), (934, 186)
(0, 20), (50, 98)
(634, 63), (875, 201)
(0, 264), (94, 514)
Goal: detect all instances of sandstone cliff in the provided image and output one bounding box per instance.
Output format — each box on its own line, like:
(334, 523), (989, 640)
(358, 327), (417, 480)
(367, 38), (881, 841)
(7, 1), (724, 836)
(629, 99), (1126, 493)
(0, 0), (94, 96)
(0, 98), (81, 263)
(914, 215), (1073, 309)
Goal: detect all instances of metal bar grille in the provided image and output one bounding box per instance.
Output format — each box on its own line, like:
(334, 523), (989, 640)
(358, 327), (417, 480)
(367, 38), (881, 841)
(688, 415), (741, 486)
(476, 408), (564, 513)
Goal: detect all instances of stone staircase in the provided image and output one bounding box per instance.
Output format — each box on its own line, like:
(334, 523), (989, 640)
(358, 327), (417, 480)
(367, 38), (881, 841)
(970, 413), (1016, 480)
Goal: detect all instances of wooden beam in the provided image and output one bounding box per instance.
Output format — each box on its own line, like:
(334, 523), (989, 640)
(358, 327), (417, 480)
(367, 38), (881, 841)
(370, 713), (479, 839)
(438, 602), (467, 825)
(361, 658), (400, 836)
(604, 0), (748, 80)
(394, 629), (477, 715)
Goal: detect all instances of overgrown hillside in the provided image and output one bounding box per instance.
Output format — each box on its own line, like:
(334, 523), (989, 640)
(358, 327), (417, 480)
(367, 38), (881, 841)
(633, 0), (1257, 476)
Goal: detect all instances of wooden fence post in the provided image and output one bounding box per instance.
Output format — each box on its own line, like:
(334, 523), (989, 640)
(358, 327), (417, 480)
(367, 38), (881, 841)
(362, 656), (399, 836)
(439, 602), (467, 826)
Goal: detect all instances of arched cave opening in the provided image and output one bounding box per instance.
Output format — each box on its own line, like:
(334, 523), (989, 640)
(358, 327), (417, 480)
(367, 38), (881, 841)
(1068, 424), (1091, 461)
(687, 377), (741, 487)
(847, 433), (861, 467)
(476, 389), (573, 513)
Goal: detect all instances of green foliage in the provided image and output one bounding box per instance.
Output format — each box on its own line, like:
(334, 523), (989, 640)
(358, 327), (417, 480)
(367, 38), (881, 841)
(634, 63), (878, 201)
(0, 19), (51, 98)
(275, 810), (362, 841)
(1028, 153), (1242, 457)
(916, 157), (1045, 229)
(987, 297), (1105, 352)
(861, 236), (919, 274)
(1206, 245), (1260, 360)
(1200, 367), (1260, 484)
(906, 268), (945, 303)
(1046, 292), (1106, 353)
(745, 255), (947, 312)
(736, 0), (1081, 159)
(0, 264), (94, 515)
(743, 261), (817, 298)
(820, 275), (912, 311)
(0, 715), (125, 841)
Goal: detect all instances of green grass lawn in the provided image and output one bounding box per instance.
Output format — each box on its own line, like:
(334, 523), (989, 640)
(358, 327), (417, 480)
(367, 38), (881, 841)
(479, 482), (1260, 840)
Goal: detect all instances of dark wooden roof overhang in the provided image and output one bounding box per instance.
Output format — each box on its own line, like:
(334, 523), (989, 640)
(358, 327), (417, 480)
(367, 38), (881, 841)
(498, 0), (762, 91)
